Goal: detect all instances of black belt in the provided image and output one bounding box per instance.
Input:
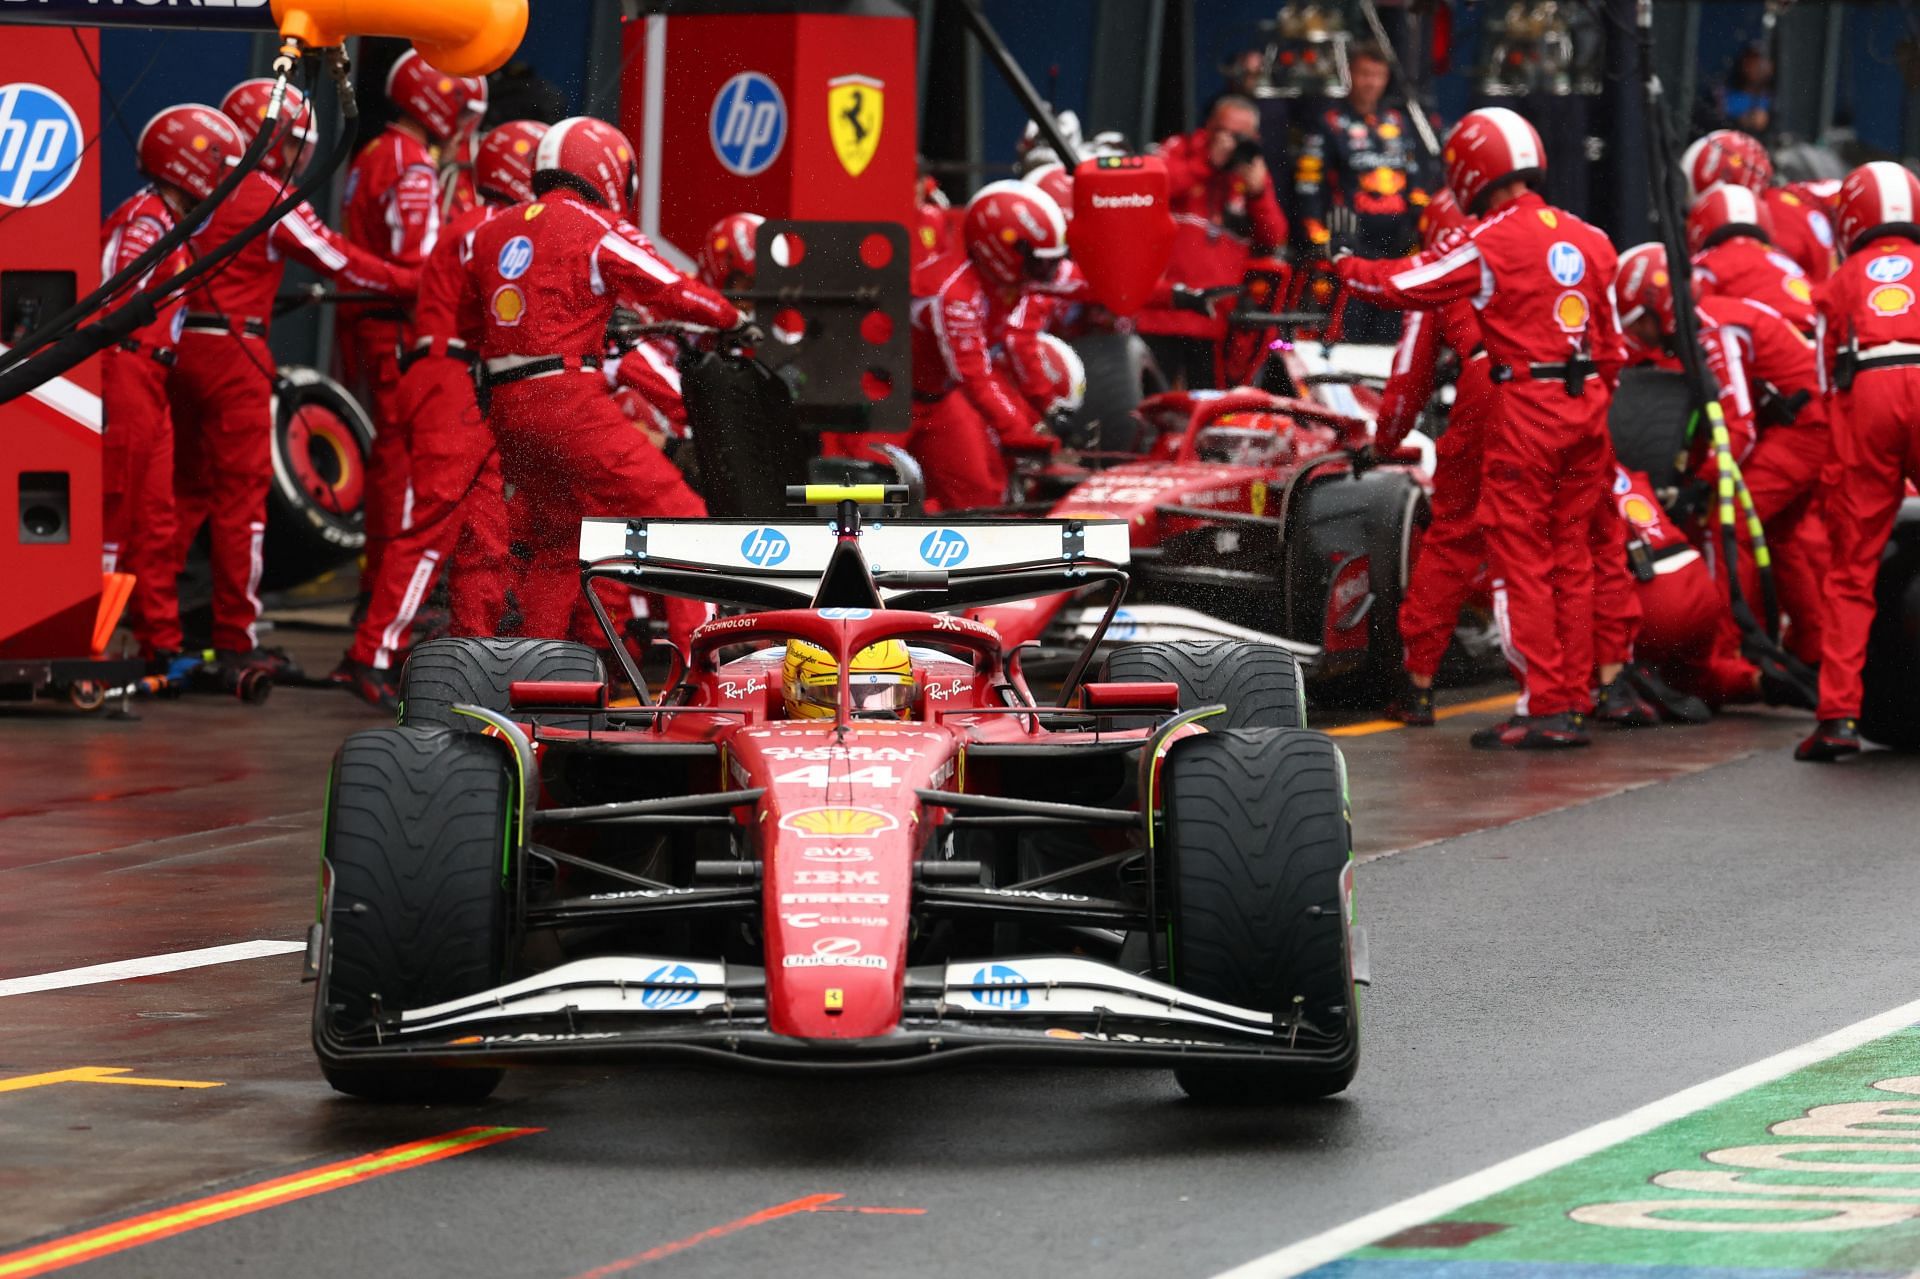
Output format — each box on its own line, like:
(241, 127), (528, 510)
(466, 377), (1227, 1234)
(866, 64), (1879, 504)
(1490, 355), (1600, 396)
(116, 339), (175, 367)
(181, 312), (266, 339)
(1856, 353), (1920, 374)
(350, 305), (410, 324)
(398, 342), (477, 375)
(913, 390), (945, 404)
(482, 354), (602, 388)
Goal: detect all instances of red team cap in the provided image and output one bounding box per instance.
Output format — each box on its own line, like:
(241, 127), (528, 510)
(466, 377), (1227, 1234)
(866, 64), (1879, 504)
(1833, 161), (1920, 255)
(385, 50), (489, 143)
(697, 212), (765, 290)
(136, 103), (247, 201)
(473, 119), (548, 204)
(1681, 129), (1773, 201)
(1441, 107), (1545, 215)
(1614, 241), (1675, 346)
(1687, 184), (1774, 254)
(219, 78), (313, 174)
(533, 116), (640, 215)
(962, 179), (1068, 287)
(1026, 162), (1075, 224)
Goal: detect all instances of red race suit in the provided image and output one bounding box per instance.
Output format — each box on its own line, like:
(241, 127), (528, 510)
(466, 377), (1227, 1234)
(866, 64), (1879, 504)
(1765, 187), (1838, 284)
(166, 170), (416, 654)
(1340, 192), (1628, 715)
(100, 187), (187, 656)
(458, 188), (736, 648)
(1692, 234), (1818, 334)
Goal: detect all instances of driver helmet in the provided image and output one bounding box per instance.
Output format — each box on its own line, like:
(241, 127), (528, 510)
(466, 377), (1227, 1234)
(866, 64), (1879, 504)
(1195, 412), (1289, 466)
(782, 639), (915, 720)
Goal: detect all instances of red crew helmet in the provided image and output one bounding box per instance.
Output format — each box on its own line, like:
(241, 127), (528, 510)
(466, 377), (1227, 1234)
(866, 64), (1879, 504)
(1833, 161), (1920, 256)
(697, 212), (765, 290)
(1026, 162), (1074, 224)
(962, 179), (1068, 286)
(1614, 241), (1675, 348)
(1687, 184), (1774, 254)
(1418, 185), (1469, 249)
(1680, 129), (1772, 201)
(136, 103), (246, 201)
(473, 119), (547, 205)
(1441, 107), (1546, 215)
(532, 116), (639, 215)
(219, 78), (312, 175)
(386, 50), (488, 143)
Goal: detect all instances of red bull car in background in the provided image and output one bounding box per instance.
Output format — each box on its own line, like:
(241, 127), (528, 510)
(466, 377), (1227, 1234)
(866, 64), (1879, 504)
(310, 487), (1366, 1103)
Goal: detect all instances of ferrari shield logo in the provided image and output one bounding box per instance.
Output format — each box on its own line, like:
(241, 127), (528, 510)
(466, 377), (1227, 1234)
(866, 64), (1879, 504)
(828, 75), (883, 177)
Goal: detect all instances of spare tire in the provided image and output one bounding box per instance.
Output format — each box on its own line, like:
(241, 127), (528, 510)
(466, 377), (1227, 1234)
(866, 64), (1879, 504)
(1064, 333), (1165, 453)
(1608, 366), (1693, 489)
(264, 366), (372, 591)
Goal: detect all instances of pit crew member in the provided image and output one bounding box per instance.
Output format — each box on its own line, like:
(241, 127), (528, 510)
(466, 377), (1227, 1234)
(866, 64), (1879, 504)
(1681, 128), (1836, 283)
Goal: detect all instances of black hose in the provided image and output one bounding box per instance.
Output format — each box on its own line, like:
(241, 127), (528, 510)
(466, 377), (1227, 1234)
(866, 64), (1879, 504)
(0, 48), (360, 405)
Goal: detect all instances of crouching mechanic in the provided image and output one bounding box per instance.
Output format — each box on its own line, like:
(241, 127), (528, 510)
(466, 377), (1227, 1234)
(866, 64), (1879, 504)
(100, 105), (245, 667)
(1338, 107), (1629, 749)
(1798, 162), (1920, 761)
(334, 120), (548, 708)
(783, 640), (915, 720)
(166, 81), (417, 678)
(458, 116), (746, 651)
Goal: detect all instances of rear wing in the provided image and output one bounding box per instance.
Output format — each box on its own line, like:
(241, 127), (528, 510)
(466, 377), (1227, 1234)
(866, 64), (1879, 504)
(578, 517), (1130, 579)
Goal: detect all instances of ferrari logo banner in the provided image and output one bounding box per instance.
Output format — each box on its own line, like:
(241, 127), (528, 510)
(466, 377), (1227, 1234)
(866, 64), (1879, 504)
(828, 75), (883, 178)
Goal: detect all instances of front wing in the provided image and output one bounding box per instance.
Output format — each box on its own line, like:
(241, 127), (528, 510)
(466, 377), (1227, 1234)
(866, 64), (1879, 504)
(313, 954), (1351, 1074)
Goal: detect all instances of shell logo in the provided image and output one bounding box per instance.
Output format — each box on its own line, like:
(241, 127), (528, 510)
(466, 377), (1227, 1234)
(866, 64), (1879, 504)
(191, 134), (208, 152)
(512, 139), (531, 156)
(437, 77), (455, 93)
(1620, 493), (1659, 529)
(999, 227), (1018, 243)
(1554, 289), (1590, 333)
(780, 807), (899, 837)
(490, 284), (526, 326)
(1870, 284), (1915, 318)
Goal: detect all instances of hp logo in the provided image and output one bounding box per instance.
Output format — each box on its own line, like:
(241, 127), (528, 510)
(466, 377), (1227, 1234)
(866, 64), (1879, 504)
(709, 72), (786, 177)
(1547, 241), (1586, 286)
(641, 962), (701, 1009)
(0, 84), (82, 209)
(970, 964), (1030, 1009)
(741, 527), (791, 567)
(920, 529), (970, 568)
(496, 235), (534, 280)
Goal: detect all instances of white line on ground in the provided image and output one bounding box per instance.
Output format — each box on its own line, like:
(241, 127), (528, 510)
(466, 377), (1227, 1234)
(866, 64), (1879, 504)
(1212, 994), (1920, 1278)
(0, 940), (306, 998)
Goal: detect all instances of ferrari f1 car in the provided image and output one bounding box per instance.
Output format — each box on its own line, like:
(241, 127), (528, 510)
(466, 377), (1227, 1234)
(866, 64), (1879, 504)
(309, 487), (1366, 1102)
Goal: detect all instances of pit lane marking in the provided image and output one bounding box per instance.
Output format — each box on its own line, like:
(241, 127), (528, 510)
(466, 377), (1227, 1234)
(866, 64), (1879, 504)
(1325, 693), (1517, 738)
(1207, 993), (1920, 1278)
(566, 1193), (928, 1277)
(0, 1126), (538, 1278)
(0, 940), (304, 998)
(0, 1067), (220, 1094)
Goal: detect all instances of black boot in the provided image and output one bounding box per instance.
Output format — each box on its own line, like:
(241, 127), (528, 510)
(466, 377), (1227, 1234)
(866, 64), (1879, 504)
(1386, 683), (1435, 726)
(1470, 712), (1591, 751)
(1622, 661), (1711, 725)
(329, 658), (398, 713)
(1593, 675), (1661, 728)
(1794, 718), (1861, 762)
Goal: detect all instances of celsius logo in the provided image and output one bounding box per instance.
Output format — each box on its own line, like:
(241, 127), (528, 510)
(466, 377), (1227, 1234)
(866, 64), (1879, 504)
(0, 84), (82, 209)
(740, 527), (791, 567)
(1090, 192), (1154, 209)
(710, 72), (787, 177)
(920, 528), (969, 568)
(970, 963), (1030, 1008)
(496, 235), (533, 280)
(640, 962), (701, 1009)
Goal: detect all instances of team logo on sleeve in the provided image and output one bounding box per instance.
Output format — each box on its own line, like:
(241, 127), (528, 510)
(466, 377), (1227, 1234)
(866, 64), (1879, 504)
(1553, 290), (1590, 334)
(827, 75), (883, 178)
(1866, 255), (1913, 284)
(1547, 242), (1586, 286)
(496, 235), (533, 280)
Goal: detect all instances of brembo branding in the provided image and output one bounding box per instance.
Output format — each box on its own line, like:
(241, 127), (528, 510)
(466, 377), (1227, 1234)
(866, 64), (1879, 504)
(1091, 191), (1155, 209)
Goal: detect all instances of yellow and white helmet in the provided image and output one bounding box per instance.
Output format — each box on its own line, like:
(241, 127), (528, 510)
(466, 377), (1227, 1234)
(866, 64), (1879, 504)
(782, 639), (915, 720)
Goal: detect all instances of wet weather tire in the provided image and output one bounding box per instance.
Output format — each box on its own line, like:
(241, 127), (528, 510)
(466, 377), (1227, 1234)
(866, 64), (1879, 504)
(318, 726), (514, 1103)
(400, 637), (604, 729)
(1162, 728), (1358, 1101)
(1102, 640), (1306, 730)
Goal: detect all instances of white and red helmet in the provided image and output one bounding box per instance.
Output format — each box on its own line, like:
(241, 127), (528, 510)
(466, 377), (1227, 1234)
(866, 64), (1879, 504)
(1833, 161), (1920, 256)
(220, 78), (313, 174)
(962, 179), (1068, 287)
(1687, 184), (1773, 254)
(1026, 162), (1074, 224)
(136, 104), (246, 201)
(1681, 129), (1773, 201)
(1008, 331), (1087, 419)
(697, 212), (764, 290)
(472, 119), (547, 205)
(1614, 241), (1675, 347)
(1441, 107), (1545, 215)
(386, 50), (488, 143)
(532, 116), (639, 215)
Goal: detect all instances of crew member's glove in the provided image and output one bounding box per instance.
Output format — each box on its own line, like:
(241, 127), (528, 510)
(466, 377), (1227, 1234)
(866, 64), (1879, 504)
(721, 320), (765, 348)
(1326, 205), (1361, 262)
(1170, 284), (1215, 316)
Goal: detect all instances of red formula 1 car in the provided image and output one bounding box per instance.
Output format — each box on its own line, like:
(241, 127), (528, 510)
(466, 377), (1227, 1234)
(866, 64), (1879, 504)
(309, 487), (1365, 1102)
(982, 385), (1470, 695)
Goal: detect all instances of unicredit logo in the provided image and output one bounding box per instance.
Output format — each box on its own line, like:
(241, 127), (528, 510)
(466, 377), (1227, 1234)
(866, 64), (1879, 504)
(1091, 192), (1155, 209)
